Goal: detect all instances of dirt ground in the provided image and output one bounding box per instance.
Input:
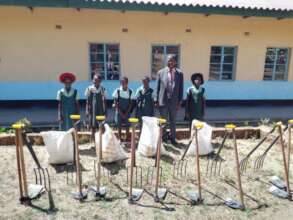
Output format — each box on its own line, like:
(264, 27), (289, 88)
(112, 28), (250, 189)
(0, 125), (293, 220)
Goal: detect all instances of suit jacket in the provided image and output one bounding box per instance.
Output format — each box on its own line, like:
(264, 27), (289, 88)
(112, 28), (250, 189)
(155, 67), (184, 106)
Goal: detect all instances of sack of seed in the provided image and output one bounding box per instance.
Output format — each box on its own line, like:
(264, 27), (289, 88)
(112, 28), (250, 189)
(137, 116), (167, 157)
(187, 119), (214, 156)
(41, 130), (74, 164)
(95, 123), (127, 163)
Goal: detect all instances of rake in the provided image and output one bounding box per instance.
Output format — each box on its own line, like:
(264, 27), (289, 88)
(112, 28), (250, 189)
(70, 115), (88, 201)
(254, 124), (288, 171)
(13, 123), (57, 213)
(90, 115), (107, 200)
(287, 119), (292, 182)
(205, 131), (228, 177)
(240, 126), (277, 174)
(126, 118), (144, 203)
(172, 127), (196, 179)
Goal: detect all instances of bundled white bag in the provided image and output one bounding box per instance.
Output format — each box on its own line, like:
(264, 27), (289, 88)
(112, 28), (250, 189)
(186, 119), (214, 156)
(138, 116), (166, 157)
(95, 123), (127, 163)
(41, 130), (74, 164)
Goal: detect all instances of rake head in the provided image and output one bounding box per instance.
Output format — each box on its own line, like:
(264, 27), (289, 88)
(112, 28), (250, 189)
(33, 168), (51, 191)
(172, 159), (188, 179)
(239, 157), (250, 174)
(254, 153), (267, 171)
(93, 159), (112, 182)
(206, 154), (225, 177)
(146, 166), (163, 185)
(126, 166), (143, 188)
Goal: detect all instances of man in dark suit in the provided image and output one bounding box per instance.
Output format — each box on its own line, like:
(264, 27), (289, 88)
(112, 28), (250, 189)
(155, 55), (184, 145)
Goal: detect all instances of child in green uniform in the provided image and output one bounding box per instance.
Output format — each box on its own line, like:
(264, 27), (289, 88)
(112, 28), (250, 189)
(135, 76), (155, 121)
(57, 72), (80, 131)
(185, 73), (206, 127)
(85, 73), (107, 138)
(113, 77), (134, 141)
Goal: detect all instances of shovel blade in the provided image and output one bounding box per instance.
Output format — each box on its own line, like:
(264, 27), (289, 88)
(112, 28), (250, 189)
(72, 189), (88, 200)
(155, 188), (168, 202)
(224, 198), (244, 210)
(130, 188), (144, 202)
(90, 186), (107, 198)
(186, 191), (201, 205)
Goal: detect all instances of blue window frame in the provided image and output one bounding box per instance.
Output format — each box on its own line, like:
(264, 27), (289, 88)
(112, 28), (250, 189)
(89, 43), (120, 80)
(263, 48), (290, 81)
(151, 45), (180, 80)
(209, 46), (237, 80)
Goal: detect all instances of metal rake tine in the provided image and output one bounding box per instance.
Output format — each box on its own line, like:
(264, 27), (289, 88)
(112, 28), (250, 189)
(45, 168), (51, 191)
(218, 159), (223, 176)
(40, 168), (47, 190)
(205, 158), (211, 176)
(38, 168), (42, 185)
(34, 168), (38, 184)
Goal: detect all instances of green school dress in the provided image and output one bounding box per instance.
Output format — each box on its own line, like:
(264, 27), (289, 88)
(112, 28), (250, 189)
(113, 87), (134, 127)
(85, 85), (106, 128)
(135, 86), (155, 120)
(185, 85), (205, 122)
(57, 88), (78, 131)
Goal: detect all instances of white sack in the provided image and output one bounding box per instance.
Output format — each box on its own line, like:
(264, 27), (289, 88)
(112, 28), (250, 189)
(95, 123), (127, 163)
(138, 116), (166, 157)
(41, 130), (74, 164)
(186, 119), (214, 156)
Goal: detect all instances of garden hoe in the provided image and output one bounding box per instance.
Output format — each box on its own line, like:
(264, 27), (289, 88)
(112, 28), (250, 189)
(223, 124), (245, 210)
(127, 118), (144, 203)
(90, 115), (107, 200)
(186, 122), (204, 205)
(13, 123), (56, 213)
(70, 115), (88, 201)
(153, 118), (168, 203)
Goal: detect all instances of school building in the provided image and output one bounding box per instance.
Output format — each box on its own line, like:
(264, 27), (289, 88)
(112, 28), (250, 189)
(1, 0), (293, 101)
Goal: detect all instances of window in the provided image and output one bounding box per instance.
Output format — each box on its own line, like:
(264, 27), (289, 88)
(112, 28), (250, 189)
(89, 43), (120, 80)
(151, 45), (180, 80)
(263, 48), (290, 81)
(209, 46), (237, 80)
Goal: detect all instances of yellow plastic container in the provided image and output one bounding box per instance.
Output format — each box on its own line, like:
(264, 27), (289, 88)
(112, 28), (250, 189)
(288, 119), (293, 125)
(70, 114), (80, 120)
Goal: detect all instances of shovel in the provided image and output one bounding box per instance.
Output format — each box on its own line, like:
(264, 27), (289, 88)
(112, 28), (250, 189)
(13, 123), (57, 213)
(225, 124), (245, 210)
(90, 115), (107, 200)
(186, 122), (204, 205)
(127, 118), (144, 203)
(70, 115), (88, 201)
(154, 118), (168, 203)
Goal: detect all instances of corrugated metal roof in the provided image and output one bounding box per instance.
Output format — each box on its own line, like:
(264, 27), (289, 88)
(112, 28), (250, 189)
(90, 0), (293, 11)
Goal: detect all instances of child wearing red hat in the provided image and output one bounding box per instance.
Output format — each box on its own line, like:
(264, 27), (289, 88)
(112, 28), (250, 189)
(57, 72), (80, 131)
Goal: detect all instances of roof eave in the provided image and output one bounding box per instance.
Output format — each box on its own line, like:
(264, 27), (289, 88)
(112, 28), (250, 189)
(1, 0), (293, 18)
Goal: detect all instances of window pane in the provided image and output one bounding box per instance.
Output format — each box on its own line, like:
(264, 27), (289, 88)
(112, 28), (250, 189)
(211, 46), (221, 55)
(223, 64), (233, 72)
(210, 55), (221, 63)
(209, 71), (220, 80)
(222, 72), (233, 80)
(223, 55), (234, 63)
(224, 47), (235, 55)
(210, 64), (221, 72)
(263, 47), (290, 81)
(151, 45), (180, 80)
(277, 49), (288, 64)
(89, 43), (120, 80)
